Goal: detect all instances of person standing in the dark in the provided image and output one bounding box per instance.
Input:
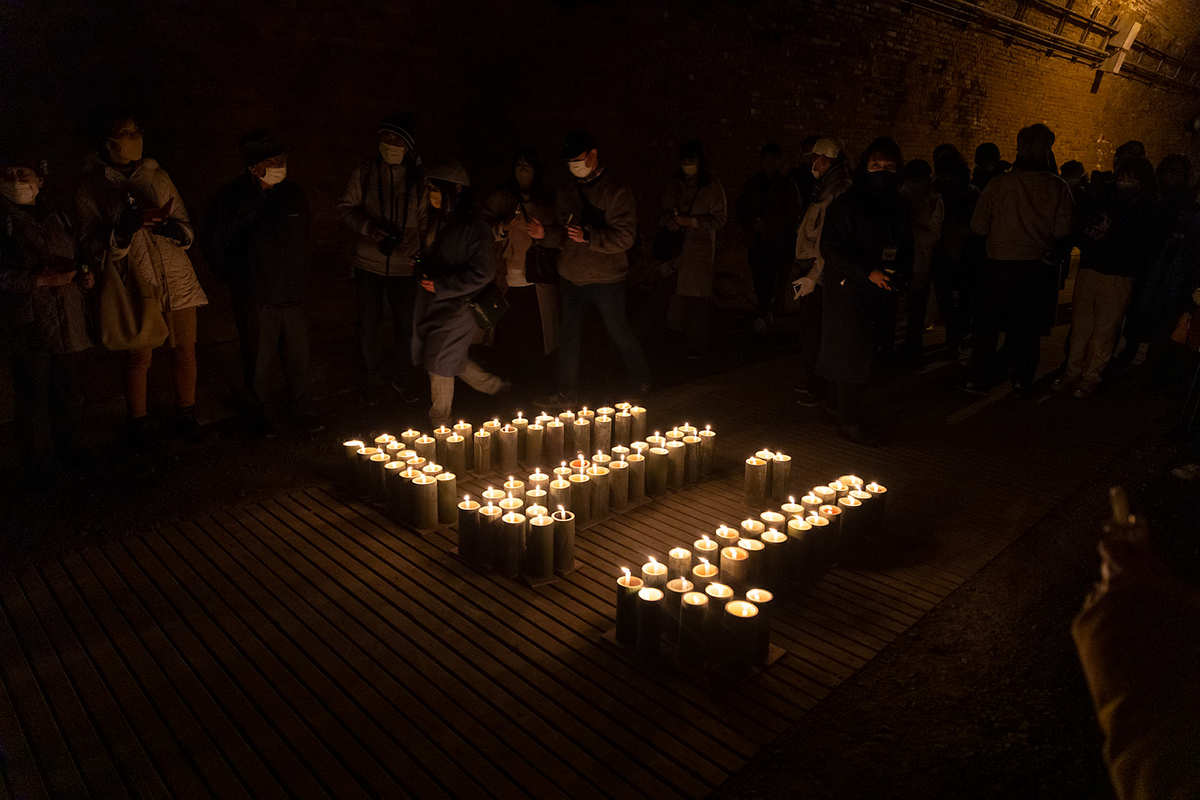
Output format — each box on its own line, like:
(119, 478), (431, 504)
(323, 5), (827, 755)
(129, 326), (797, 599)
(898, 159), (944, 355)
(736, 143), (800, 333)
(200, 130), (320, 436)
(971, 142), (1004, 193)
(931, 144), (981, 354)
(960, 124), (1073, 395)
(817, 137), (914, 446)
(788, 135), (822, 213)
(1089, 140), (1147, 203)
(1060, 160), (1090, 209)
(0, 154), (93, 486)
(528, 130), (649, 405)
(337, 113), (427, 406)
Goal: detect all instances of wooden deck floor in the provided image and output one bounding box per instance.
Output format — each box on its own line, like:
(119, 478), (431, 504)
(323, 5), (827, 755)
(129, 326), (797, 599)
(0, 355), (1167, 799)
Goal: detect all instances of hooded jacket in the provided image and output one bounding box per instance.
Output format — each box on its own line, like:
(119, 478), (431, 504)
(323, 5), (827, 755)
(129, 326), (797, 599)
(794, 160), (853, 285)
(76, 155), (207, 313)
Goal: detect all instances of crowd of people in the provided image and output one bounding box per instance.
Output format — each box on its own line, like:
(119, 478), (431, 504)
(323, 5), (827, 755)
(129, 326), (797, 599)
(3, 110), (1200, 485)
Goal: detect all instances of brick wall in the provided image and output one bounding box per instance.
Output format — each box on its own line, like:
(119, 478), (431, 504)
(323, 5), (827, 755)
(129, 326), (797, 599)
(1, 0), (1199, 413)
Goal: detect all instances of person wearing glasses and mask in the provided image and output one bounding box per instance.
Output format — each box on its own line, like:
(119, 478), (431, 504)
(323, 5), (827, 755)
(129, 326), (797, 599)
(200, 130), (321, 437)
(337, 112), (428, 406)
(76, 112), (207, 449)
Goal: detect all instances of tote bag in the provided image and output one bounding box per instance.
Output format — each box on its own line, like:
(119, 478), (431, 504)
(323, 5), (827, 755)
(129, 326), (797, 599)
(98, 253), (168, 350)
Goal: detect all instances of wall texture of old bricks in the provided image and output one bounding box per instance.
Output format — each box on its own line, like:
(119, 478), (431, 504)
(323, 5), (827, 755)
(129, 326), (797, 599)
(1, 0), (1199, 414)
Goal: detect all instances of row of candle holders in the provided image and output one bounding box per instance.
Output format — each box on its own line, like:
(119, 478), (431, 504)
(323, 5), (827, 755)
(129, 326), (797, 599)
(612, 474), (889, 677)
(743, 448), (795, 507)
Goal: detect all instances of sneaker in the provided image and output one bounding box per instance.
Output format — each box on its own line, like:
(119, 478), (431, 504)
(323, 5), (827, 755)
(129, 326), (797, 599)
(391, 380), (420, 404)
(837, 423), (881, 447)
(795, 390), (825, 408)
(126, 415), (158, 452)
(956, 378), (991, 396)
(294, 414), (326, 433)
(359, 385), (382, 407)
(173, 405), (203, 442)
(534, 391), (576, 410)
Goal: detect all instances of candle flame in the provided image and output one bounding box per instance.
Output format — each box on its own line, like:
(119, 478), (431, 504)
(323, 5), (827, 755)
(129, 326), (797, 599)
(654, 431), (660, 437)
(561, 461), (567, 468)
(517, 411), (524, 418)
(508, 476), (514, 482)
(507, 491), (513, 499)
(558, 504), (565, 512)
(706, 424), (711, 431)
(700, 557), (709, 565)
(487, 501), (494, 509)
(649, 556), (657, 564)
(703, 534), (711, 541)
(464, 494), (469, 501)
(621, 567), (630, 578)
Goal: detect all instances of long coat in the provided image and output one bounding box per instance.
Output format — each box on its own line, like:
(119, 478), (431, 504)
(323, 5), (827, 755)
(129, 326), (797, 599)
(659, 175), (727, 297)
(412, 214), (496, 377)
(76, 156), (207, 314)
(817, 183), (914, 384)
(481, 185), (559, 353)
(0, 199), (92, 356)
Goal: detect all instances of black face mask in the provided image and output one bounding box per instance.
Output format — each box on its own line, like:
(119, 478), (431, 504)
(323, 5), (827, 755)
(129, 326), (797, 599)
(866, 171), (898, 191)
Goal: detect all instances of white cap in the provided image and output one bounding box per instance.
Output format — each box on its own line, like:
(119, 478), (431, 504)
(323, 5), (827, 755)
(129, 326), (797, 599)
(807, 137), (845, 159)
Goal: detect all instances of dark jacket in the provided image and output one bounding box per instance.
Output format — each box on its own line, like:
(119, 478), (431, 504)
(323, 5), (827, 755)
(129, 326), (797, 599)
(200, 174), (310, 305)
(735, 171), (800, 250)
(0, 199), (92, 356)
(539, 168), (636, 286)
(412, 213), (495, 376)
(817, 181), (914, 383)
(1077, 195), (1167, 279)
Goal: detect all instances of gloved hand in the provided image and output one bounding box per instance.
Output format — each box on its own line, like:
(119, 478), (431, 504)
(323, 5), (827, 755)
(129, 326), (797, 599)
(793, 276), (817, 298)
(113, 203), (143, 246)
(153, 218), (188, 245)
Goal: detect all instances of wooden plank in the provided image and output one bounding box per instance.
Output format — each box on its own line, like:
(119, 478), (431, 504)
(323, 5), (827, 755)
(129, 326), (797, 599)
(0, 604), (51, 800)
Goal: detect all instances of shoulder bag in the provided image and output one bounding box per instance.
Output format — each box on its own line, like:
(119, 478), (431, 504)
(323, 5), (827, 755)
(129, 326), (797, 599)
(98, 251), (169, 350)
(468, 282), (509, 329)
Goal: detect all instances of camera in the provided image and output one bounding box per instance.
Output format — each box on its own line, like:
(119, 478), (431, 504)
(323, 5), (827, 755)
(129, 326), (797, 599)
(378, 233), (399, 256)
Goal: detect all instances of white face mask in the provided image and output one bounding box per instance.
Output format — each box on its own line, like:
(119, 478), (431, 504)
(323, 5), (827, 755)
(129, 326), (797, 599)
(1, 181), (39, 205)
(681, 164), (698, 177)
(260, 166), (287, 186)
(380, 142), (407, 165)
(568, 160), (592, 178)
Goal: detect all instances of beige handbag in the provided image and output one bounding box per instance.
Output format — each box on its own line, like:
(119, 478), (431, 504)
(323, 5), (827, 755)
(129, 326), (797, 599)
(98, 253), (168, 350)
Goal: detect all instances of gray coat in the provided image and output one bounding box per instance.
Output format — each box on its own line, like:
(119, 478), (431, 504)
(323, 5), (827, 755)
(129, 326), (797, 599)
(659, 176), (727, 297)
(412, 214), (495, 377)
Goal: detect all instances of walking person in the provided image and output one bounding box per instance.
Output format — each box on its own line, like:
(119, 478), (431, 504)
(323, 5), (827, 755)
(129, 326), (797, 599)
(412, 159), (507, 427)
(736, 143), (800, 332)
(817, 137), (914, 446)
(1, 154), (94, 486)
(791, 137), (852, 407)
(898, 159), (945, 355)
(528, 130), (650, 405)
(931, 144), (981, 353)
(959, 124), (1073, 395)
(1056, 157), (1166, 397)
(480, 146), (558, 381)
(200, 130), (321, 436)
(76, 112), (207, 449)
(337, 112), (427, 406)
(641, 138), (727, 359)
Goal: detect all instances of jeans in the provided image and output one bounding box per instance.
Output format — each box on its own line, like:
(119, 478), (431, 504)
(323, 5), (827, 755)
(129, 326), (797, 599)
(970, 259), (1047, 387)
(355, 269), (417, 389)
(10, 353), (79, 475)
(428, 359), (504, 427)
(249, 302), (312, 418)
(558, 279), (651, 394)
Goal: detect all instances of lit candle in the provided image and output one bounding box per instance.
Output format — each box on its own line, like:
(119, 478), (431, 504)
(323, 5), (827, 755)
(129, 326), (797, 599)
(594, 414), (612, 455)
(405, 454), (428, 472)
(694, 534), (720, 561)
(548, 478), (571, 512)
(613, 410), (632, 448)
(626, 451), (646, 503)
(482, 485), (507, 505)
(479, 501), (503, 568)
(384, 440), (405, 461)
(770, 452), (792, 502)
(525, 487), (548, 516)
(557, 410), (576, 451)
(817, 503), (843, 547)
(645, 446), (669, 496)
(384, 461), (407, 515)
(472, 430), (491, 476)
(452, 421), (473, 469)
(421, 463), (443, 479)
(591, 451), (612, 469)
(704, 581), (734, 619)
(608, 459), (629, 511)
(436, 472), (458, 524)
(850, 487), (879, 539)
(788, 516), (814, 583)
(682, 434), (701, 484)
(553, 461), (573, 481)
(678, 591), (709, 663)
(827, 479), (850, 500)
(615, 568), (643, 647)
(641, 556), (668, 590)
(719, 546), (749, 589)
(722, 599), (759, 676)
(838, 474), (864, 490)
(715, 524), (741, 552)
(527, 469), (550, 493)
(499, 493), (524, 519)
(738, 537), (765, 587)
(586, 465), (610, 519)
(665, 427), (685, 445)
(630, 440), (649, 455)
(569, 453), (591, 473)
(552, 506), (576, 573)
(545, 418), (565, 464)
(739, 518), (766, 540)
(800, 492), (823, 516)
(577, 406), (594, 423)
(498, 425), (519, 474)
(343, 439), (364, 483)
(524, 422), (544, 468)
(646, 431), (667, 449)
(445, 434), (467, 477)
(413, 435), (436, 464)
(411, 475), (438, 531)
(568, 472), (592, 527)
(399, 428), (420, 451)
(432, 425), (452, 466)
(837, 494), (865, 554)
(636, 587), (665, 660)
(665, 440), (686, 490)
(691, 557), (719, 590)
(482, 419), (502, 470)
(699, 425), (716, 477)
(511, 413), (529, 463)
(812, 485), (836, 507)
(781, 495), (805, 522)
(525, 514), (555, 584)
(667, 547), (692, 581)
(630, 406), (647, 442)
(665, 576), (694, 621)
(396, 467), (422, 525)
(865, 482), (888, 517)
(355, 446), (379, 496)
(805, 513), (831, 572)
(370, 452), (392, 498)
(457, 495), (481, 562)
(745, 588), (774, 666)
(374, 432), (395, 447)
(611, 444), (630, 461)
(499, 511), (527, 578)
(503, 476), (526, 504)
(758, 510), (785, 534)
(760, 529), (789, 593)
(744, 456), (768, 509)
